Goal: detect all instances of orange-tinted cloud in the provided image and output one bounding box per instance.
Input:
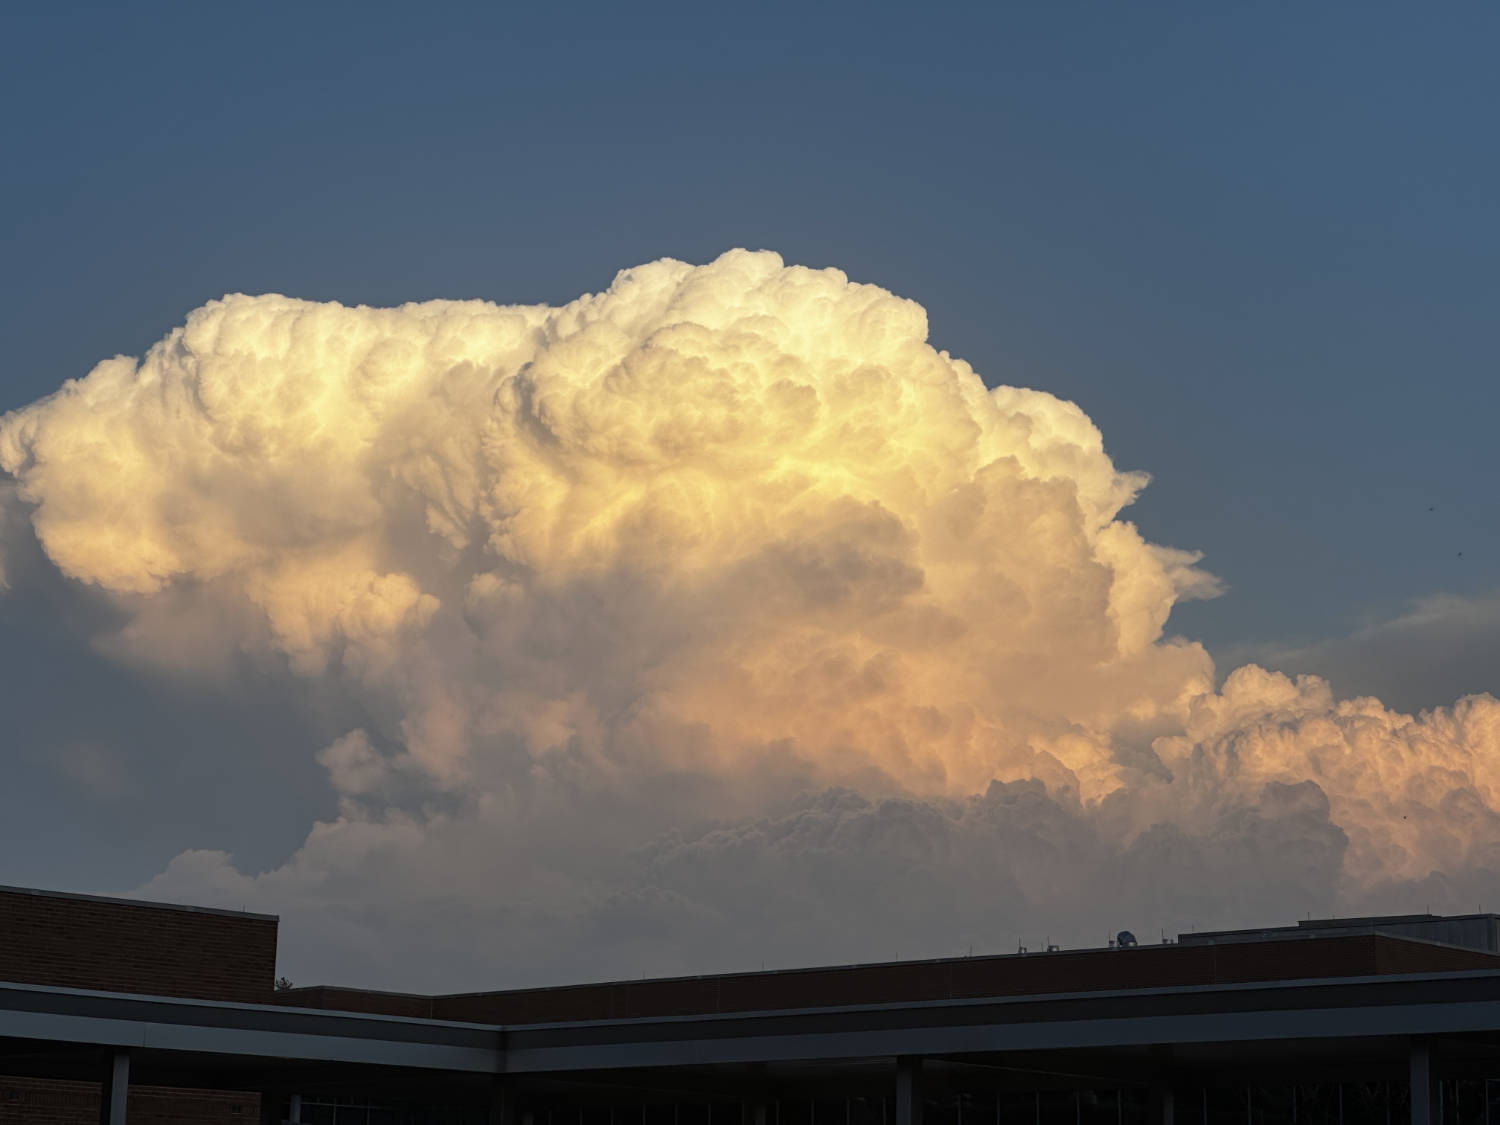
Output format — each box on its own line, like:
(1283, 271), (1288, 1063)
(3, 251), (1494, 988)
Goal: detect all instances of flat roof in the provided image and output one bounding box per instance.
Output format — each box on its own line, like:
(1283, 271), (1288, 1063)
(1183, 913), (1500, 943)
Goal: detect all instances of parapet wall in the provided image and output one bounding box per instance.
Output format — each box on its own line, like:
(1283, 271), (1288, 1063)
(0, 885), (277, 1004)
(276, 932), (1500, 1026)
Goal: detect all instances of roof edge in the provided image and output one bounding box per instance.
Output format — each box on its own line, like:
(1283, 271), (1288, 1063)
(0, 883), (278, 923)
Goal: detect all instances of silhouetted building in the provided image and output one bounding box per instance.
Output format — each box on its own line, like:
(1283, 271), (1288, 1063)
(1176, 914), (1500, 953)
(4, 884), (1500, 1125)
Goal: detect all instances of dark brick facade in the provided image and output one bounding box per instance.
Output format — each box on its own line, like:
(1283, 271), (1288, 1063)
(8, 883), (1500, 1124)
(0, 886), (277, 1124)
(0, 885), (277, 1005)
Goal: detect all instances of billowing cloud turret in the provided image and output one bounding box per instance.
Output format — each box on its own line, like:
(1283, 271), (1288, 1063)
(3, 251), (1494, 988)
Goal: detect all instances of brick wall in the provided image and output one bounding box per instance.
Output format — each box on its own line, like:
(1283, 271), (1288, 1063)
(0, 888), (278, 1122)
(278, 984), (436, 1019)
(0, 1076), (257, 1125)
(0, 886), (277, 1004)
(278, 933), (1500, 1026)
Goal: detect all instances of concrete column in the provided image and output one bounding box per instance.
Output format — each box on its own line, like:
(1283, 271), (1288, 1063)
(896, 1056), (923, 1125)
(288, 1093), (302, 1123)
(1411, 1043), (1436, 1125)
(489, 1079), (518, 1125)
(743, 1062), (770, 1125)
(1149, 1085), (1174, 1125)
(98, 1050), (129, 1125)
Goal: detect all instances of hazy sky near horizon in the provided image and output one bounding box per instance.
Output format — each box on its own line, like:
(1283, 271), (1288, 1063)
(1, 2), (1498, 987)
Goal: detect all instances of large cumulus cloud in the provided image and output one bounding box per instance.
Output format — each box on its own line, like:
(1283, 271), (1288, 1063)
(2, 250), (1496, 990)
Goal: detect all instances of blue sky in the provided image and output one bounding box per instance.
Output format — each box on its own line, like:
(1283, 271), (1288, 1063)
(6, 2), (1495, 652)
(1, 1), (1497, 954)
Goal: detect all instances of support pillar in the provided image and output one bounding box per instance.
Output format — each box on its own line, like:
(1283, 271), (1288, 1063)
(98, 1051), (130, 1125)
(1411, 1042), (1436, 1125)
(742, 1060), (770, 1125)
(489, 1079), (518, 1125)
(288, 1094), (302, 1123)
(1149, 1085), (1174, 1125)
(897, 1057), (923, 1125)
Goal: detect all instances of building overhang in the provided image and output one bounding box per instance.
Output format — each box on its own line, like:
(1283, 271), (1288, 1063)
(6, 968), (1500, 1088)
